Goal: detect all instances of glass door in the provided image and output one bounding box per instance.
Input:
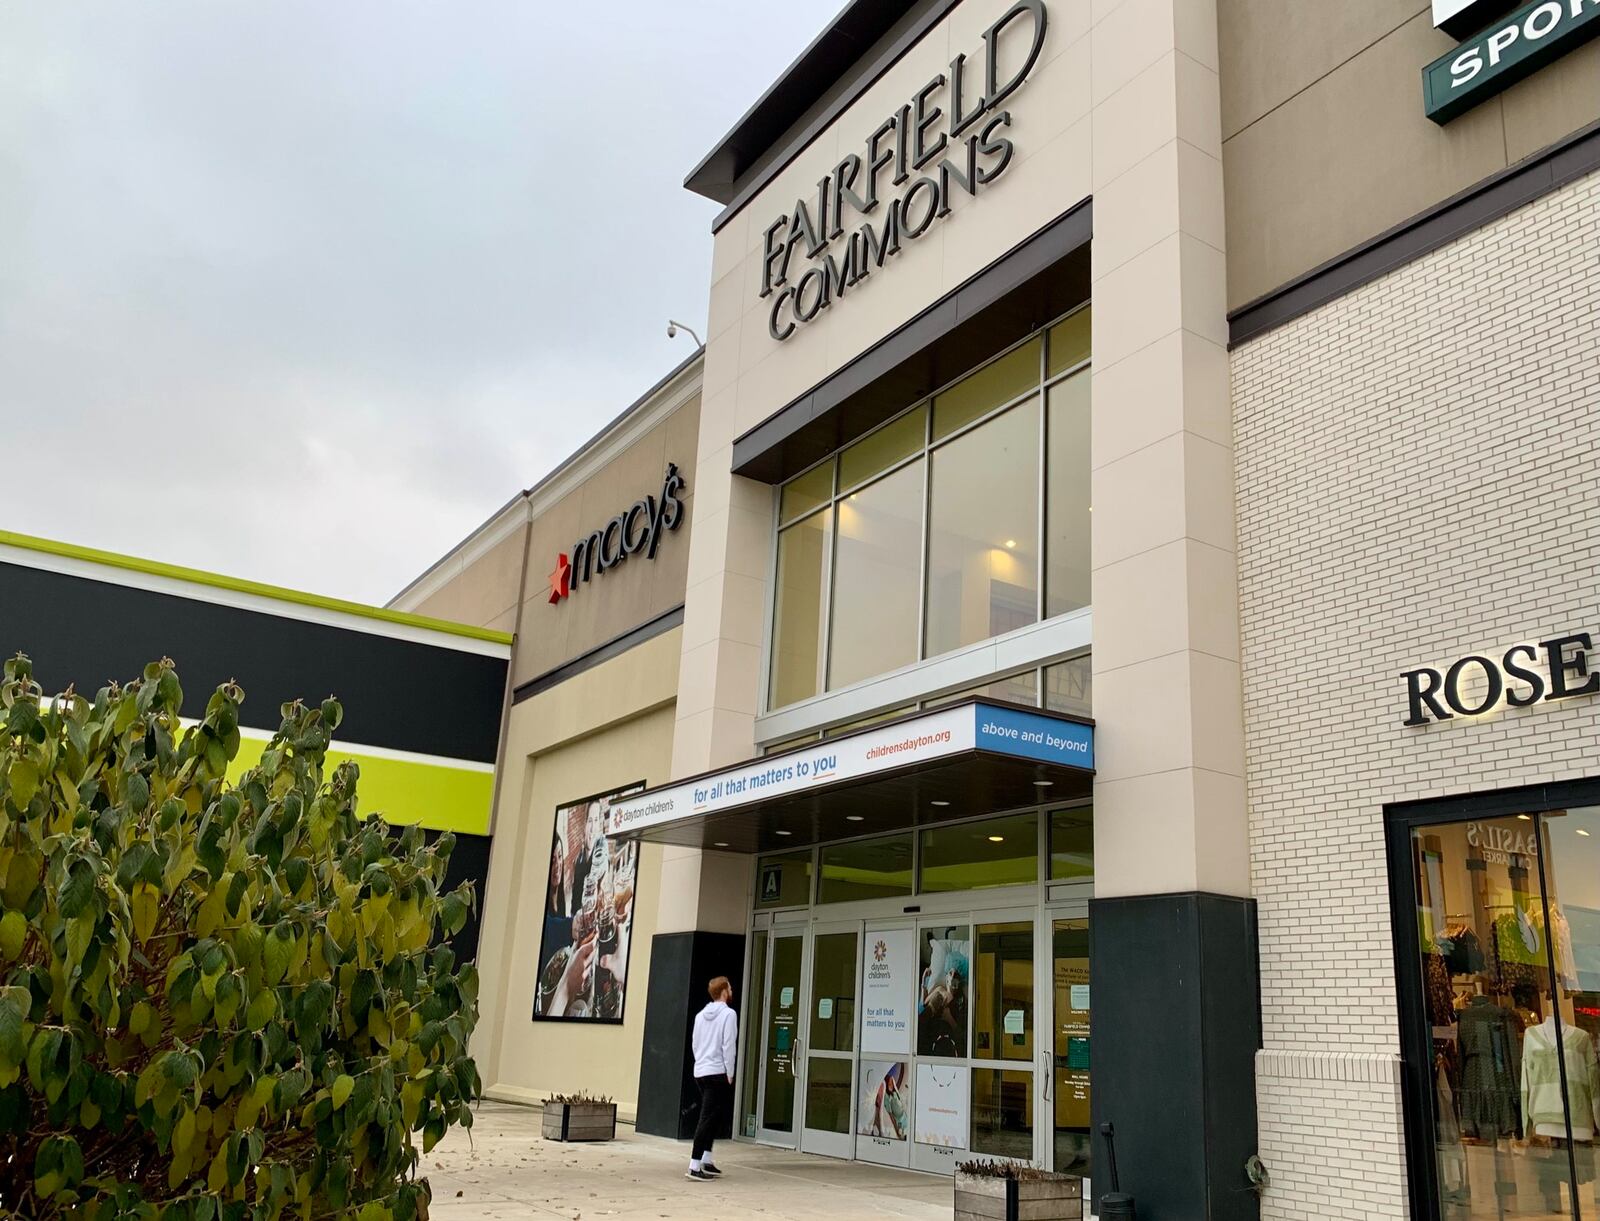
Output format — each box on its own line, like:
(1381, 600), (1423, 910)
(911, 917), (975, 1174)
(756, 928), (807, 1147)
(857, 921), (916, 1168)
(970, 910), (1038, 1166)
(1049, 912), (1091, 1176)
(800, 924), (859, 1159)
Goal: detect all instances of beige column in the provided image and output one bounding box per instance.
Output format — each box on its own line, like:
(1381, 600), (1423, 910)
(1088, 0), (1247, 898)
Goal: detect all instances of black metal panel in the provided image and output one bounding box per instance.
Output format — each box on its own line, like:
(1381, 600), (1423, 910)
(0, 561), (506, 762)
(635, 931), (747, 1140)
(1089, 892), (1261, 1221)
(731, 201), (1092, 484)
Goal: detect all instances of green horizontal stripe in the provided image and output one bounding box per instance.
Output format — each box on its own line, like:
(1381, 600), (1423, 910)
(229, 739), (494, 836)
(0, 529), (514, 648)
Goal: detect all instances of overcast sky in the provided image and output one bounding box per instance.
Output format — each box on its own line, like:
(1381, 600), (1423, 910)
(0, 2), (837, 606)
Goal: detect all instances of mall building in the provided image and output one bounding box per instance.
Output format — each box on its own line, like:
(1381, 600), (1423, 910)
(394, 0), (1600, 1217)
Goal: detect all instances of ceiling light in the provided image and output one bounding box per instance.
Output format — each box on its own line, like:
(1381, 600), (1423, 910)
(988, 835), (1005, 843)
(846, 815), (864, 822)
(775, 829), (792, 836)
(931, 800), (951, 807)
(1005, 539), (1017, 549)
(1518, 814), (1532, 821)
(1579, 828), (1591, 837)
(713, 841), (729, 848)
(1033, 780), (1053, 787)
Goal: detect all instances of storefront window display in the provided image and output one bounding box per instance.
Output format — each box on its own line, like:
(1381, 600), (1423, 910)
(766, 306), (1092, 711)
(532, 782), (644, 1023)
(1396, 799), (1600, 1218)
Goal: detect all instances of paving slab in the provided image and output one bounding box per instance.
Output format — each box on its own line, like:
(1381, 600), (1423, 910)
(426, 1102), (951, 1220)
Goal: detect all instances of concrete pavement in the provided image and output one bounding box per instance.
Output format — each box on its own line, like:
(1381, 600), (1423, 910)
(425, 1102), (951, 1220)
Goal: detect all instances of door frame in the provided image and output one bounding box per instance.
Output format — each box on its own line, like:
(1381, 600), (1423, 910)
(753, 921), (810, 1148)
(798, 920), (862, 1160)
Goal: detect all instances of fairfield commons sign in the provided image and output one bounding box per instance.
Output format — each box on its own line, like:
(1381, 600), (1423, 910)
(760, 0), (1049, 342)
(547, 464), (686, 604)
(1425, 0), (1600, 123)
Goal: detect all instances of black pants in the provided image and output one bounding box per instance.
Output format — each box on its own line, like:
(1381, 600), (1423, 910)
(692, 1074), (731, 1161)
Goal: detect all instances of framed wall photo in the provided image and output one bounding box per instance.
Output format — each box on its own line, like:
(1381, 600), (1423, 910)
(532, 781), (645, 1024)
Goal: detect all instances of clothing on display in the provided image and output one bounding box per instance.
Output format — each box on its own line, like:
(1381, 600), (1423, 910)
(1458, 996), (1522, 1139)
(1521, 1017), (1600, 1141)
(1439, 926), (1486, 976)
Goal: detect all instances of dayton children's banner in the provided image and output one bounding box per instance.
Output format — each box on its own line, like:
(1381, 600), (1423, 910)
(533, 782), (644, 1023)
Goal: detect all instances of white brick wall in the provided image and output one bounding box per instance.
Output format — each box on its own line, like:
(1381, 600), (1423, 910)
(1232, 168), (1600, 1220)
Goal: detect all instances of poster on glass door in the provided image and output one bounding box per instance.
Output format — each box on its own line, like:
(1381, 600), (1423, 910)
(858, 1060), (910, 1142)
(862, 928), (915, 1054)
(914, 1063), (969, 1149)
(917, 925), (971, 1057)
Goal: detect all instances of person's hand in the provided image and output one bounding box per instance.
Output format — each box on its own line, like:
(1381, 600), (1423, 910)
(551, 934), (597, 1015)
(613, 882), (634, 921)
(726, 1074), (734, 1084)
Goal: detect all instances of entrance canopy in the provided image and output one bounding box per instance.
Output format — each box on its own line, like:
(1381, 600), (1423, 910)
(605, 700), (1093, 853)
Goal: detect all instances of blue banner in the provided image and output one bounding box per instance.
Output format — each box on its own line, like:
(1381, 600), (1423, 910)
(972, 702), (1094, 770)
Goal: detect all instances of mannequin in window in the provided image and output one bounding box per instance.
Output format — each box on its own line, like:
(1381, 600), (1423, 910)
(1522, 1014), (1600, 1210)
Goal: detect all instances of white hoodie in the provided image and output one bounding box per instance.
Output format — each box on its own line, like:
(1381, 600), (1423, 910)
(692, 1000), (738, 1079)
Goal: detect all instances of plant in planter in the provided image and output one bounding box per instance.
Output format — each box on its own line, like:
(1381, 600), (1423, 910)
(955, 1159), (1084, 1221)
(541, 1091), (616, 1142)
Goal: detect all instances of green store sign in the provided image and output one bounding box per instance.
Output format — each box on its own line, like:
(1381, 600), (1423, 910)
(1425, 0), (1600, 123)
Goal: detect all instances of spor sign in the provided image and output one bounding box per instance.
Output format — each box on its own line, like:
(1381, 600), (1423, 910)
(603, 701), (1093, 838)
(1424, 0), (1600, 123)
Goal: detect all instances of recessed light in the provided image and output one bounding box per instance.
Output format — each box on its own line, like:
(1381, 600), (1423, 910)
(931, 800), (951, 807)
(1004, 539), (1016, 549)
(846, 815), (864, 822)
(988, 835), (1005, 843)
(1033, 780), (1053, 788)
(1579, 828), (1591, 837)
(776, 829), (792, 836)
(1518, 814), (1532, 821)
(713, 841), (729, 848)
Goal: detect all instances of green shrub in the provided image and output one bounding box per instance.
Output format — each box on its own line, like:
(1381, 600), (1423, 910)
(0, 655), (479, 1219)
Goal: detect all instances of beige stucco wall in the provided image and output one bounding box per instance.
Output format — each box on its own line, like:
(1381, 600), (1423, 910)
(671, 0), (1248, 924)
(1233, 170), (1600, 1220)
(409, 524), (528, 638)
(1219, 0), (1600, 310)
(470, 627), (682, 1119)
(511, 397), (700, 689)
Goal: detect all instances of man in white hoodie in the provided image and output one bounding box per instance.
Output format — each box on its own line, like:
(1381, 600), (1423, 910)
(687, 976), (738, 1181)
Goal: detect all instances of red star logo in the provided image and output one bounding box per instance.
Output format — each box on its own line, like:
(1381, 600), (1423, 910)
(547, 553), (571, 604)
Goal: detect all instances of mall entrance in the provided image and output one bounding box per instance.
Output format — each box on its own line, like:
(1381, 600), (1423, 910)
(734, 806), (1093, 1179)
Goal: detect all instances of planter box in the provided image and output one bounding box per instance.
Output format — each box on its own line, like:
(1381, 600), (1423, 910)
(955, 1170), (1083, 1221)
(541, 1101), (617, 1142)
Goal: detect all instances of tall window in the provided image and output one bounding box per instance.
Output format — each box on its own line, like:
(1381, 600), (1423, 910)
(767, 305), (1092, 711)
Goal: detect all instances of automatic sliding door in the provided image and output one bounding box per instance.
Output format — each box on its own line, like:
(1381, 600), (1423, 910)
(800, 927), (859, 1159)
(858, 923), (916, 1168)
(971, 917), (1037, 1164)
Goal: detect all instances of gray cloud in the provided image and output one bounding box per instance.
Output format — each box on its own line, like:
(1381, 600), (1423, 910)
(0, 1), (836, 603)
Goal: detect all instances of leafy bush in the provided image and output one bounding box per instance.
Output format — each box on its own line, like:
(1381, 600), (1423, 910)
(0, 655), (480, 1219)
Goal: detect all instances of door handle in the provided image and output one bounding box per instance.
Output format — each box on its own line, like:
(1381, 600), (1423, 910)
(1041, 1052), (1053, 1101)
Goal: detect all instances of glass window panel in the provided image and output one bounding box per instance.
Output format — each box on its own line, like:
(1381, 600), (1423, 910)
(739, 931), (769, 1137)
(971, 1068), (1034, 1160)
(828, 461), (923, 690)
(819, 834), (914, 904)
(926, 671), (1039, 709)
(974, 921), (1034, 1062)
(1045, 655), (1092, 717)
(1045, 371), (1091, 619)
(920, 813), (1038, 893)
(1407, 814), (1577, 1214)
(809, 933), (858, 1052)
(917, 925), (971, 1058)
(780, 461), (833, 523)
(1046, 306), (1091, 379)
(822, 705), (916, 738)
(754, 851), (812, 909)
(769, 509), (832, 710)
(803, 1057), (854, 1135)
(840, 406), (926, 492)
(932, 339), (1041, 440)
(1053, 918), (1091, 1175)
(1049, 806), (1094, 881)
(926, 403), (1040, 658)
(763, 731), (820, 756)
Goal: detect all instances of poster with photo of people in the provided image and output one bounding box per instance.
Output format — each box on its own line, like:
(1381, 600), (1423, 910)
(858, 1060), (910, 1141)
(532, 782), (644, 1023)
(916, 925), (971, 1057)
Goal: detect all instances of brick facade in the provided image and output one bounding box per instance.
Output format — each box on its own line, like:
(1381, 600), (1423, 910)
(1232, 169), (1600, 1219)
